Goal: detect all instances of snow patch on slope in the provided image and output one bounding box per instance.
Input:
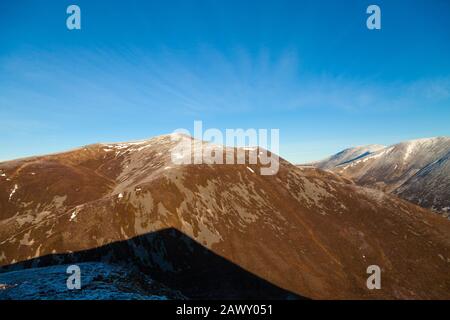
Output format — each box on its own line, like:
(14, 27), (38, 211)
(8, 184), (18, 201)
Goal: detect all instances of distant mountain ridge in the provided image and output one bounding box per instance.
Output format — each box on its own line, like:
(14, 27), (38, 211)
(310, 144), (386, 170)
(309, 137), (450, 215)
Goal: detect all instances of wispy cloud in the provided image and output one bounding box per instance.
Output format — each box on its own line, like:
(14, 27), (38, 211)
(2, 46), (449, 119)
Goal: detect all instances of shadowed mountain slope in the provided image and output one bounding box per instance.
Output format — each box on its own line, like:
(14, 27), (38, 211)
(0, 262), (185, 300)
(0, 228), (301, 300)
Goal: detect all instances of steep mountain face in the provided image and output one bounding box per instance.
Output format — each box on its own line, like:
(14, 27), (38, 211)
(395, 151), (450, 214)
(311, 137), (450, 215)
(1, 134), (450, 299)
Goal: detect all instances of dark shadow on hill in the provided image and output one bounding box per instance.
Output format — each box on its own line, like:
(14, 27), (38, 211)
(0, 228), (304, 300)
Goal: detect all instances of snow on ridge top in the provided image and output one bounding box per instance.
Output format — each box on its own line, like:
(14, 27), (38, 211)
(332, 144), (385, 160)
(400, 136), (448, 145)
(316, 137), (449, 169)
(337, 146), (394, 170)
(392, 137), (449, 162)
(100, 133), (192, 148)
(313, 144), (386, 169)
(333, 136), (450, 171)
(102, 140), (148, 149)
(99, 134), (182, 156)
(349, 144), (386, 152)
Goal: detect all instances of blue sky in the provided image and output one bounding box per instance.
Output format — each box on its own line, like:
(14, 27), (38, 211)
(1, 0), (449, 163)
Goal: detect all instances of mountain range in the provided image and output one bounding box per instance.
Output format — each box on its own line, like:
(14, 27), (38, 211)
(309, 137), (450, 216)
(1, 134), (450, 299)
